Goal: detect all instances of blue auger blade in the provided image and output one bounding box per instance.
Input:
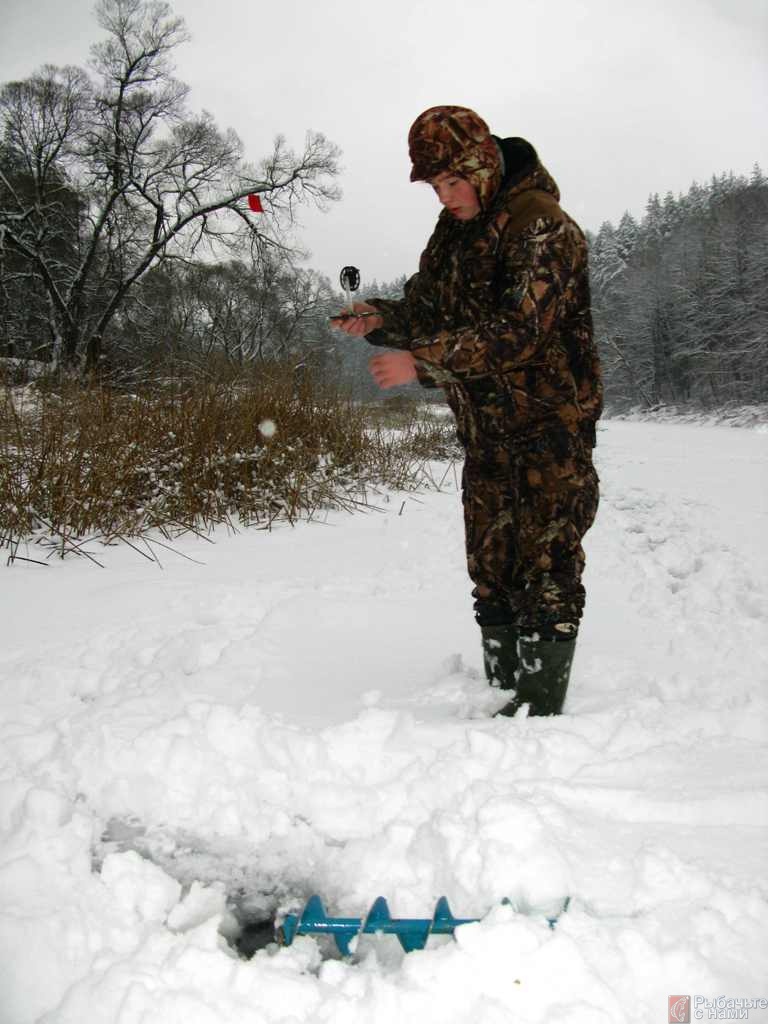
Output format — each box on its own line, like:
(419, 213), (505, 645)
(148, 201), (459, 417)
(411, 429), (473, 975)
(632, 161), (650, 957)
(280, 896), (362, 956)
(300, 895), (361, 957)
(396, 922), (432, 953)
(362, 897), (431, 952)
(330, 925), (359, 957)
(431, 897), (477, 935)
(546, 895), (571, 930)
(279, 912), (299, 946)
(299, 895), (329, 928)
(278, 896), (322, 948)
(366, 898), (477, 952)
(363, 897), (392, 930)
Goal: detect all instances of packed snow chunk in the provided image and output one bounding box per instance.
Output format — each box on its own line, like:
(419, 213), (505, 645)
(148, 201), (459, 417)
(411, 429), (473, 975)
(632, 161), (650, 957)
(394, 908), (622, 1023)
(167, 880), (228, 934)
(22, 785), (73, 830)
(100, 850), (182, 923)
(473, 796), (571, 910)
(0, 794), (93, 914)
(37, 930), (324, 1024)
(259, 418), (276, 438)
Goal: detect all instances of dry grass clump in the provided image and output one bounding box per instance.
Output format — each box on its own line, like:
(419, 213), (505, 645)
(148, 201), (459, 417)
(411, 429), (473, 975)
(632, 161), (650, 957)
(364, 405), (460, 489)
(0, 363), (460, 563)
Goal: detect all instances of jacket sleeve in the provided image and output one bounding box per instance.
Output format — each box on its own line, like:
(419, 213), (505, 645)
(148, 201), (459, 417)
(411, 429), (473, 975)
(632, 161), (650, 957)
(364, 272), (422, 351)
(364, 273), (447, 388)
(408, 216), (583, 383)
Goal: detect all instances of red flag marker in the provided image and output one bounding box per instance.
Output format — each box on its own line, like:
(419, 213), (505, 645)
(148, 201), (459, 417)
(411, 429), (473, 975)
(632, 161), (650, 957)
(247, 193), (263, 213)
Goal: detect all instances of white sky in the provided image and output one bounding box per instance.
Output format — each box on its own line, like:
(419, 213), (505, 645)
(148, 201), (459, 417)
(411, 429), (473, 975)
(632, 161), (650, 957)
(3, 0), (767, 286)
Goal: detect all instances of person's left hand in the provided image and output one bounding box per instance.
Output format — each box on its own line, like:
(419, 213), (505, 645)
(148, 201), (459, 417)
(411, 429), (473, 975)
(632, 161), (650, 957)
(369, 351), (418, 389)
(329, 302), (383, 336)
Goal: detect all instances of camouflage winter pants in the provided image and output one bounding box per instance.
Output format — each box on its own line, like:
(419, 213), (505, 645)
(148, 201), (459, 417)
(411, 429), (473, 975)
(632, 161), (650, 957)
(462, 430), (599, 636)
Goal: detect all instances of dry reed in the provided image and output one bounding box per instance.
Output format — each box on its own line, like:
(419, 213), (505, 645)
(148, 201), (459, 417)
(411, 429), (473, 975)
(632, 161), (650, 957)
(0, 363), (460, 564)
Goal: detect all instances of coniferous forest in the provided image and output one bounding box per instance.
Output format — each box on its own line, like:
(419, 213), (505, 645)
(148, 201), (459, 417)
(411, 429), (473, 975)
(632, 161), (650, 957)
(588, 168), (768, 412)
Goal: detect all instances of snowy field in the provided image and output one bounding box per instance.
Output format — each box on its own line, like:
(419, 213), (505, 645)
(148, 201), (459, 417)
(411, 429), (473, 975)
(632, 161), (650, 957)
(1, 420), (767, 1024)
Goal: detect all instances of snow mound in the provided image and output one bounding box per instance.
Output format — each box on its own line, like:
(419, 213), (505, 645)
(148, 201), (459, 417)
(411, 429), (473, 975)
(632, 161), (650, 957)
(1, 421), (767, 1023)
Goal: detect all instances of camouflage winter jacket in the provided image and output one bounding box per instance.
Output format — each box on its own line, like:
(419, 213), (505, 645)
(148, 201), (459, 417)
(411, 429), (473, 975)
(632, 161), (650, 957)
(366, 139), (603, 455)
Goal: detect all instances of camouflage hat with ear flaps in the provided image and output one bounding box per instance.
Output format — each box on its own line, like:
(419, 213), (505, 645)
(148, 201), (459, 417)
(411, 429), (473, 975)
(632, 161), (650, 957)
(408, 105), (502, 211)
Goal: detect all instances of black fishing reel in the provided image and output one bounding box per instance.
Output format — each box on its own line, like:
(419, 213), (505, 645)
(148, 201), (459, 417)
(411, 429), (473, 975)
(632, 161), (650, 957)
(330, 265), (378, 322)
(340, 266), (360, 295)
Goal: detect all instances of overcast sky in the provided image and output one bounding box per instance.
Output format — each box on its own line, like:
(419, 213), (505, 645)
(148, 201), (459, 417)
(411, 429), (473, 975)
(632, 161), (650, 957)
(3, 0), (767, 287)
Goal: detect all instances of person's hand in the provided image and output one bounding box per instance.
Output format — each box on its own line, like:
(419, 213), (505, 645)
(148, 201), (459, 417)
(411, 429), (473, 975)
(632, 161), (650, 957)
(330, 301), (384, 336)
(369, 351), (418, 389)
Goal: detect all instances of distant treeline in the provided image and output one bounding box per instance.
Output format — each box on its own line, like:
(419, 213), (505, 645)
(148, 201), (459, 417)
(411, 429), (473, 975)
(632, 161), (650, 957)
(589, 167), (768, 411)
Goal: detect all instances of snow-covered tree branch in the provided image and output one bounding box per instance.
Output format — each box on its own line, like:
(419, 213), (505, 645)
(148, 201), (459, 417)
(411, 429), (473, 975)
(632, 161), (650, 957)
(0, 0), (340, 371)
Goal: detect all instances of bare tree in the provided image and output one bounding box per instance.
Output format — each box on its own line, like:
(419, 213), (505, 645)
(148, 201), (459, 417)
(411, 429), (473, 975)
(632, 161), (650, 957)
(0, 0), (340, 372)
(117, 255), (338, 372)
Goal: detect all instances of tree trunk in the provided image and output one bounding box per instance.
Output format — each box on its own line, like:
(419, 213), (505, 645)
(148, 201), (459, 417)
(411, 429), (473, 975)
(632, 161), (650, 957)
(84, 332), (102, 372)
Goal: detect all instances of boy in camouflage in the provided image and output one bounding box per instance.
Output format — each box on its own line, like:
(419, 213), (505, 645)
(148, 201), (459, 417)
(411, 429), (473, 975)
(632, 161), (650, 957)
(333, 106), (602, 716)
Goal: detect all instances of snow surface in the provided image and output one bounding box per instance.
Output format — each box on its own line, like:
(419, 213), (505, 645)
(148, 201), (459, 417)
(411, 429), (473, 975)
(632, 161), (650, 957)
(1, 420), (767, 1024)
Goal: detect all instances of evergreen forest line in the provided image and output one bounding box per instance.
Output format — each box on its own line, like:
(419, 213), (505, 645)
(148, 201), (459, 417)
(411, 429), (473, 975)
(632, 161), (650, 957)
(588, 167), (767, 411)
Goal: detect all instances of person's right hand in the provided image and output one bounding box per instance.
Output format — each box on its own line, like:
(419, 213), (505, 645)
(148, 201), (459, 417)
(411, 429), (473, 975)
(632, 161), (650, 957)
(330, 302), (384, 336)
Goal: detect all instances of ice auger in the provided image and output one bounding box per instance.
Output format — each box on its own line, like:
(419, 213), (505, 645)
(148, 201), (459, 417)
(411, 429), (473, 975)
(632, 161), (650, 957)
(279, 895), (474, 954)
(278, 895), (569, 955)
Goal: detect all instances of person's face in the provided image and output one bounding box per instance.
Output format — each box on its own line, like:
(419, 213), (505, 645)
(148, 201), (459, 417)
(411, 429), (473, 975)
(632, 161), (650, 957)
(430, 172), (481, 220)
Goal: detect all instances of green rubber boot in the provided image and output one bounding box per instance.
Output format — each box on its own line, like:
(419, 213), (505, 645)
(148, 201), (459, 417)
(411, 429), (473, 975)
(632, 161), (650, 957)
(481, 624), (520, 693)
(481, 627), (576, 717)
